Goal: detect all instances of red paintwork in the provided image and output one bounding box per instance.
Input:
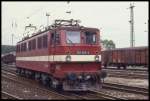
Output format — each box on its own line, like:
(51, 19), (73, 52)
(53, 62), (101, 78)
(16, 26), (101, 79)
(16, 61), (101, 78)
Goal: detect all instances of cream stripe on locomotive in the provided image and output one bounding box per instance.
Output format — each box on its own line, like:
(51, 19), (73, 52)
(16, 55), (101, 62)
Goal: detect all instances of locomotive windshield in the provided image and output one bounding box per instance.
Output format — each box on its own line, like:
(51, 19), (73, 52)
(65, 30), (98, 45)
(84, 31), (96, 44)
(66, 31), (80, 44)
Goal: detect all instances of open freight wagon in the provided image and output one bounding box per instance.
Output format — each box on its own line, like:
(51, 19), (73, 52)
(102, 46), (148, 69)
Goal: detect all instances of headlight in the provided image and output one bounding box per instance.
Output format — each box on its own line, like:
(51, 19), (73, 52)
(95, 55), (99, 61)
(66, 55), (71, 61)
(85, 75), (91, 80)
(78, 75), (82, 79)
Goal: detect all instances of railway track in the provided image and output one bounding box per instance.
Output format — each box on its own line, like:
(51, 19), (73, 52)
(103, 68), (148, 73)
(103, 82), (148, 95)
(2, 70), (122, 100)
(108, 73), (148, 79)
(2, 91), (23, 99)
(103, 69), (148, 79)
(2, 64), (148, 100)
(2, 72), (82, 100)
(103, 67), (148, 72)
(89, 90), (126, 100)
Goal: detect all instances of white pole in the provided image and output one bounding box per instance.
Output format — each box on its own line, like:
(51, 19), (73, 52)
(46, 13), (50, 26)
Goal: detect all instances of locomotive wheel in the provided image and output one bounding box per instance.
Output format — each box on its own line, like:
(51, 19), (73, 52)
(25, 70), (30, 78)
(20, 69), (25, 76)
(123, 66), (126, 70)
(34, 72), (41, 82)
(117, 66), (120, 69)
(41, 74), (49, 86)
(57, 84), (63, 91)
(16, 68), (21, 75)
(48, 78), (53, 88)
(16, 68), (19, 74)
(30, 71), (35, 79)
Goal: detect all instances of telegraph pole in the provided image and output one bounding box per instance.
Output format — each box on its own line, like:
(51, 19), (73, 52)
(46, 13), (50, 26)
(12, 34), (14, 45)
(129, 3), (135, 47)
(11, 20), (14, 45)
(66, 1), (71, 19)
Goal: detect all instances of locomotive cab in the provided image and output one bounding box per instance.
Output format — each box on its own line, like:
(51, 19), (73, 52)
(48, 20), (106, 91)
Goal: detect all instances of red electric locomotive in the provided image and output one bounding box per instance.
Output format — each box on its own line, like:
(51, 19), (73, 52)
(16, 19), (106, 91)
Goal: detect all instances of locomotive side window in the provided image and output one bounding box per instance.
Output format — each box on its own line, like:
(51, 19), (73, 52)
(51, 33), (55, 45)
(26, 42), (28, 51)
(21, 43), (23, 52)
(66, 31), (80, 44)
(24, 43), (27, 51)
(29, 41), (32, 51)
(56, 33), (60, 44)
(43, 35), (48, 48)
(32, 39), (36, 50)
(18, 45), (20, 52)
(85, 31), (96, 44)
(38, 37), (42, 49)
(16, 45), (19, 52)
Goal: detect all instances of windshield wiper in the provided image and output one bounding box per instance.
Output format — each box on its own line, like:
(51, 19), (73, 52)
(67, 38), (75, 45)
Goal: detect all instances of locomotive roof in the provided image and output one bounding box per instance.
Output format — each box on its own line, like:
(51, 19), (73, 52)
(17, 26), (99, 44)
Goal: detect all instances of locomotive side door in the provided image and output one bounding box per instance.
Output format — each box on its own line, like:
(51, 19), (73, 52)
(49, 30), (60, 73)
(50, 30), (60, 61)
(49, 31), (55, 74)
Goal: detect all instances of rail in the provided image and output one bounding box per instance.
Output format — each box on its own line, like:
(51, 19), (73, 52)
(2, 91), (23, 99)
(89, 90), (126, 100)
(103, 82), (148, 95)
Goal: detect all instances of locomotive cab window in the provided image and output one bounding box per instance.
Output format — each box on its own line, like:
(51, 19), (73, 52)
(66, 31), (80, 44)
(84, 31), (96, 44)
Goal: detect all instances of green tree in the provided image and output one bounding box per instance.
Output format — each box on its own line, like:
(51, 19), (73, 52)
(101, 39), (115, 49)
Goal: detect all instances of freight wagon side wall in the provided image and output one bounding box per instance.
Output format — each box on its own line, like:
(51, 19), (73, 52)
(102, 47), (148, 67)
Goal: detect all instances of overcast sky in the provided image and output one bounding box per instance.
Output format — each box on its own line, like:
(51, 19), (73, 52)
(2, 1), (148, 48)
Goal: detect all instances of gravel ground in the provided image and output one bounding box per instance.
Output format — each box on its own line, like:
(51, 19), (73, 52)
(100, 88), (148, 100)
(2, 78), (67, 100)
(104, 77), (148, 88)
